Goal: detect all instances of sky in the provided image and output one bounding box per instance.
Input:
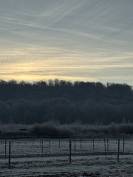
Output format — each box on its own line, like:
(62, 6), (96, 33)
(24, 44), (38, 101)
(0, 0), (133, 84)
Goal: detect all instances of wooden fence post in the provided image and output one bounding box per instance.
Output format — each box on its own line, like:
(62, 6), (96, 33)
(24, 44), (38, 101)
(69, 139), (72, 163)
(80, 139), (82, 150)
(107, 138), (109, 152)
(5, 139), (7, 159)
(58, 139), (61, 149)
(49, 139), (51, 153)
(117, 138), (120, 162)
(8, 141), (11, 169)
(92, 138), (95, 152)
(104, 138), (107, 156)
(122, 136), (125, 153)
(41, 139), (44, 156)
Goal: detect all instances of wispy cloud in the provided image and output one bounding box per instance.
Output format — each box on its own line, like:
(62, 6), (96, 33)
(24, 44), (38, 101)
(0, 0), (133, 84)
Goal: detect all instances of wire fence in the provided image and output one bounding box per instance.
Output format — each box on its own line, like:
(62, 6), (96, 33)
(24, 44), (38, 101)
(0, 137), (132, 168)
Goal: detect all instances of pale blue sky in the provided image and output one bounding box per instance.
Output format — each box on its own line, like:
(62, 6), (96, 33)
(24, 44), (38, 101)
(0, 0), (133, 84)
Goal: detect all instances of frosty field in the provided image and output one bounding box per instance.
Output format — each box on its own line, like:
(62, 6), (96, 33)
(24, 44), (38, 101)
(0, 138), (133, 177)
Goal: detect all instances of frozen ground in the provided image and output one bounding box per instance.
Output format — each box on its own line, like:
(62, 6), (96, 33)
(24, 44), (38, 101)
(0, 139), (133, 177)
(1, 155), (133, 177)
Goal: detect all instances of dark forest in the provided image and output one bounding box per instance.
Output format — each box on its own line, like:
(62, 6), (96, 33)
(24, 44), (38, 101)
(0, 80), (133, 125)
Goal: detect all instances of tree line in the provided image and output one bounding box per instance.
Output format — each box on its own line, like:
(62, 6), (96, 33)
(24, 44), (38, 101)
(0, 80), (133, 124)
